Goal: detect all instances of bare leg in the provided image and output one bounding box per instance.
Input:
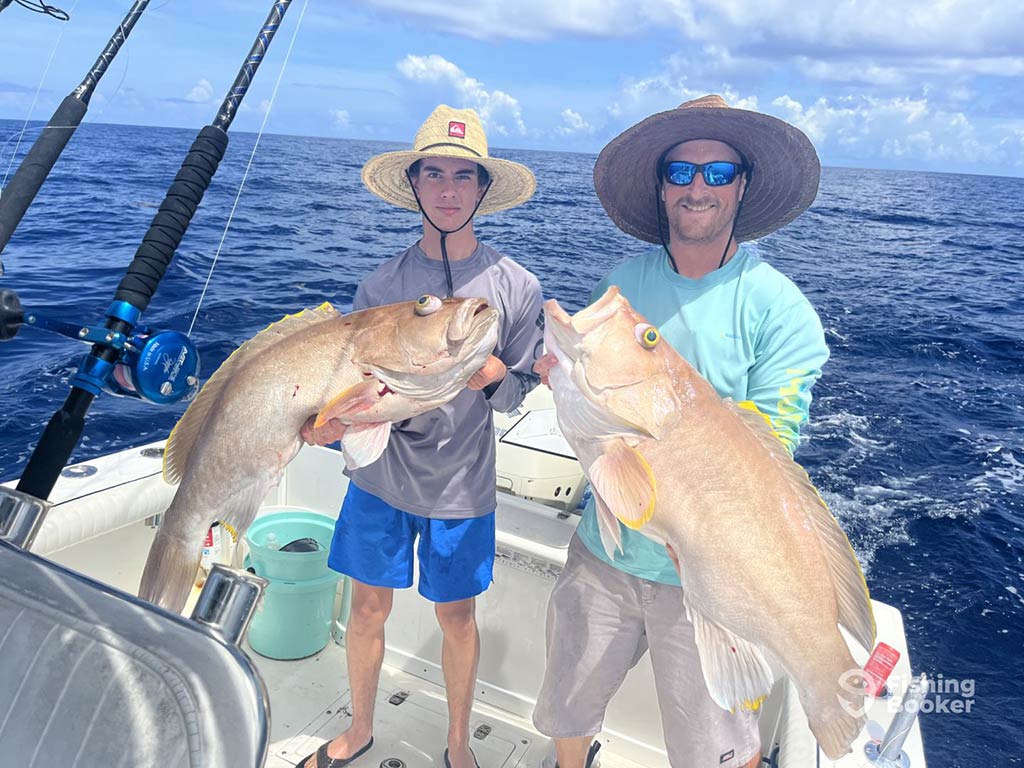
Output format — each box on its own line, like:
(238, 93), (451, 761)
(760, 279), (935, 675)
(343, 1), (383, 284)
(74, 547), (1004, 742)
(302, 580), (393, 767)
(554, 735), (598, 768)
(435, 597), (479, 768)
(741, 753), (761, 768)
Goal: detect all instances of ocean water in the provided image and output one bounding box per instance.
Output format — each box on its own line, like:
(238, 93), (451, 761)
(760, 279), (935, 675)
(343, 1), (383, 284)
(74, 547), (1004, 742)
(1, 119), (1022, 765)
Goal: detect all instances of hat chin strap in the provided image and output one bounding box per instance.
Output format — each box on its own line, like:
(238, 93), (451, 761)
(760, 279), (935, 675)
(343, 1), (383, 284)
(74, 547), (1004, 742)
(406, 169), (493, 298)
(655, 182), (748, 274)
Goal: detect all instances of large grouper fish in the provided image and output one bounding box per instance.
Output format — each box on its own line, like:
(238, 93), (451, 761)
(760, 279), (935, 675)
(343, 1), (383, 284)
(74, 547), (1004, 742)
(138, 295), (499, 613)
(543, 286), (875, 760)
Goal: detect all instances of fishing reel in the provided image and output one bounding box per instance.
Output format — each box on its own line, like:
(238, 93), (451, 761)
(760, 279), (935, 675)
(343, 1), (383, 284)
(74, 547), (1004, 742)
(0, 288), (199, 405)
(103, 326), (200, 404)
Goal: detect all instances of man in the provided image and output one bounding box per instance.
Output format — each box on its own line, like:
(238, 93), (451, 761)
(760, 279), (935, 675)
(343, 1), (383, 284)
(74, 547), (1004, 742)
(300, 105), (543, 768)
(533, 95), (829, 768)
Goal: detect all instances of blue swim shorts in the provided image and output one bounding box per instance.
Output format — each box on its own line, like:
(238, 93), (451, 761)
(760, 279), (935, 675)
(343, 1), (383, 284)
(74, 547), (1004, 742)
(327, 482), (495, 603)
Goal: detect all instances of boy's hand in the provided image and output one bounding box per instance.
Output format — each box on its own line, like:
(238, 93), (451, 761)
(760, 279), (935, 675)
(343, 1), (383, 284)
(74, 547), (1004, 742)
(468, 355), (507, 391)
(300, 415), (347, 446)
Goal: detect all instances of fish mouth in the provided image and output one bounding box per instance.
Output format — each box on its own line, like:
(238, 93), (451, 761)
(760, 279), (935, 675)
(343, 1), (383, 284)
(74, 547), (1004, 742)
(447, 299), (498, 354)
(543, 299), (578, 362)
(544, 288), (627, 362)
(447, 298), (493, 340)
(370, 301), (499, 400)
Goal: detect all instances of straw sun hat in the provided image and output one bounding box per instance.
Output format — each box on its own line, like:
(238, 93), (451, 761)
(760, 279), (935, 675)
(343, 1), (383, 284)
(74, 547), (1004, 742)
(362, 105), (536, 216)
(594, 94), (821, 243)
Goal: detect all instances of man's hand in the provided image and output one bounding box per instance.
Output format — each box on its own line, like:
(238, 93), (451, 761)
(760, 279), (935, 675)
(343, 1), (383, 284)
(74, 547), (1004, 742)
(533, 353), (558, 388)
(468, 355), (507, 391)
(300, 415), (347, 446)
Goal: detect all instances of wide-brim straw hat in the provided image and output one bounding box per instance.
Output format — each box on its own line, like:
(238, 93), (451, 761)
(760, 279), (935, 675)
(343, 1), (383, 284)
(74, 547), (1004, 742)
(362, 105), (536, 216)
(594, 94), (820, 243)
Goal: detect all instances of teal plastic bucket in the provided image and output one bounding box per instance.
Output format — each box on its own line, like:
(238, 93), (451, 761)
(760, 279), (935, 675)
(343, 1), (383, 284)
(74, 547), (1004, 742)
(245, 510), (342, 660)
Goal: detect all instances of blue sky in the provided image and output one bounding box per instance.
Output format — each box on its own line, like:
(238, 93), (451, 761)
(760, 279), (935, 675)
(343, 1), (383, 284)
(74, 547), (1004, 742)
(2, 0), (1024, 176)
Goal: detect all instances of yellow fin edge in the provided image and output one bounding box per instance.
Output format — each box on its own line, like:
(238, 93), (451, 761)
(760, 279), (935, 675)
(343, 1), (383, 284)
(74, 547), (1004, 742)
(619, 447), (657, 530)
(732, 695), (767, 714)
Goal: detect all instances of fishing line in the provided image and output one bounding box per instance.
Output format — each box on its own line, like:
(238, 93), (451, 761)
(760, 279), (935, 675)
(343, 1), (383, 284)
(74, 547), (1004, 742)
(9, 0), (70, 20)
(0, 0), (81, 188)
(99, 11), (135, 115)
(186, 0), (310, 337)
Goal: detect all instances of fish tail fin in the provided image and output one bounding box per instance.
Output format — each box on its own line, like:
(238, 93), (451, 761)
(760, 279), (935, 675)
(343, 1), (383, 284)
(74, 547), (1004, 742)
(138, 527), (201, 615)
(809, 702), (865, 760)
(804, 656), (867, 761)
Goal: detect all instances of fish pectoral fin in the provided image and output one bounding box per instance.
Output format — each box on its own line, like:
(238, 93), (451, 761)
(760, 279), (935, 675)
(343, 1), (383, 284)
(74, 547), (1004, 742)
(593, 492), (623, 558)
(315, 381), (380, 428)
(589, 440), (656, 530)
(340, 422), (392, 469)
(685, 594), (775, 713)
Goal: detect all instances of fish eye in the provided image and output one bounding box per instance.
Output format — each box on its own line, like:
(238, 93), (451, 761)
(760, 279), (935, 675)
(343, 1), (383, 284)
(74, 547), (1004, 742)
(634, 323), (660, 349)
(415, 294), (443, 316)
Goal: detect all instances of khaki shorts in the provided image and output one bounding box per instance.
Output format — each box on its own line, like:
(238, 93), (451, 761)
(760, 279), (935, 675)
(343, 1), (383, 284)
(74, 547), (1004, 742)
(532, 535), (760, 768)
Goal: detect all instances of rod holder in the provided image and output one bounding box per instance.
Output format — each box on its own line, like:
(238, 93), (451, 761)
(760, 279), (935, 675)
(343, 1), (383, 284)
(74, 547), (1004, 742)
(190, 564), (268, 647)
(0, 486), (51, 550)
(864, 672), (927, 767)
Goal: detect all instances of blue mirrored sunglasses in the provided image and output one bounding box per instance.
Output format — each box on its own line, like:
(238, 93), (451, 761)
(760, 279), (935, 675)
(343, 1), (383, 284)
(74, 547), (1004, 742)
(661, 161), (745, 187)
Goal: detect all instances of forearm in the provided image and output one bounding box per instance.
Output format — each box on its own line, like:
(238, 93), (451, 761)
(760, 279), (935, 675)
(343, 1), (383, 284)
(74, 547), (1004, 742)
(484, 367), (539, 413)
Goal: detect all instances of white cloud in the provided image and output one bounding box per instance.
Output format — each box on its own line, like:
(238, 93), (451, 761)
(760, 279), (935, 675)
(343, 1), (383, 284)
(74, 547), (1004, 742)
(610, 55), (758, 125)
(352, 0), (649, 40)
(352, 0), (1023, 60)
(184, 79), (214, 104)
(557, 108), (592, 136)
(330, 109), (351, 129)
(396, 54), (527, 136)
(795, 58), (903, 87)
(768, 93), (1024, 170)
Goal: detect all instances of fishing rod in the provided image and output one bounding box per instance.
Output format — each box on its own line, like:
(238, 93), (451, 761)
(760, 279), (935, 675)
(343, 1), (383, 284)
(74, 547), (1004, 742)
(4, 0), (295, 502)
(0, 1), (70, 20)
(0, 0), (148, 256)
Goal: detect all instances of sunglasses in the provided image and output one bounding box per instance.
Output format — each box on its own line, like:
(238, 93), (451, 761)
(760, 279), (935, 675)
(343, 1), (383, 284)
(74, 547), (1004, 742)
(661, 161), (746, 187)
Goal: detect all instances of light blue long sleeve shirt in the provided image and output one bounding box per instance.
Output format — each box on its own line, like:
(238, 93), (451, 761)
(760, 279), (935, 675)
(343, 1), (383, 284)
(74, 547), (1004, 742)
(576, 245), (830, 584)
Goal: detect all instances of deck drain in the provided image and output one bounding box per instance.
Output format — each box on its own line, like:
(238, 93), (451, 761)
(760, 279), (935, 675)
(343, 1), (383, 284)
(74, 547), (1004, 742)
(61, 464), (97, 478)
(140, 447), (164, 458)
(380, 760), (405, 768)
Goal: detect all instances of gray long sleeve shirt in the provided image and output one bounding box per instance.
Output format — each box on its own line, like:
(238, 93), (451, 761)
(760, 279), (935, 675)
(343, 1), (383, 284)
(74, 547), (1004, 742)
(344, 242), (544, 519)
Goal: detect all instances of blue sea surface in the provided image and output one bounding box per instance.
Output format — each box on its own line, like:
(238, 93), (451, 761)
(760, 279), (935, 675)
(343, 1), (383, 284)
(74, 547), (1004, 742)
(2, 120), (1022, 766)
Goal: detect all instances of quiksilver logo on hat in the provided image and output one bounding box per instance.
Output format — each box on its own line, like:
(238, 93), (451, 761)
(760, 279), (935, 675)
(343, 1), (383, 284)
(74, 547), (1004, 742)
(448, 121), (466, 138)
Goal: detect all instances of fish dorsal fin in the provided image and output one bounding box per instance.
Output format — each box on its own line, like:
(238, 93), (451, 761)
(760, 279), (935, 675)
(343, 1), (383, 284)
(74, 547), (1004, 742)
(684, 591), (774, 712)
(726, 399), (876, 653)
(163, 303), (339, 484)
(589, 439), (656, 530)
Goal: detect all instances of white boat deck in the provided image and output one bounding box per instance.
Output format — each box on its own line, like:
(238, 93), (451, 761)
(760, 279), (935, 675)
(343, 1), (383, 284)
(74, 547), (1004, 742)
(8, 417), (927, 768)
(253, 637), (645, 768)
